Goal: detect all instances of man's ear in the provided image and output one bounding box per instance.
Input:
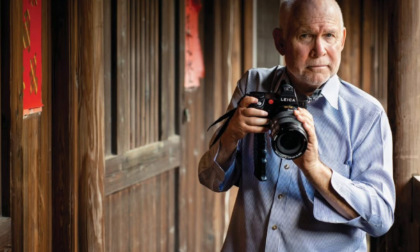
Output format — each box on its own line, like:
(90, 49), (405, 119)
(340, 27), (347, 50)
(273, 28), (286, 55)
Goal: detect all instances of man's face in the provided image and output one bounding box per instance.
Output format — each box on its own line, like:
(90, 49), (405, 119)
(275, 1), (346, 94)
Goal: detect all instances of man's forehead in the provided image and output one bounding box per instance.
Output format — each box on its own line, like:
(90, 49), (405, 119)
(289, 2), (343, 29)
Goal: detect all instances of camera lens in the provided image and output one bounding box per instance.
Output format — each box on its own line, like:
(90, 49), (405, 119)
(270, 111), (308, 159)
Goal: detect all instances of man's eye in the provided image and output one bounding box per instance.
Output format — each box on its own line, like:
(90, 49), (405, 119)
(300, 34), (311, 39)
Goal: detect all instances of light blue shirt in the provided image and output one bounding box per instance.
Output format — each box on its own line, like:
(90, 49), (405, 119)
(198, 66), (395, 252)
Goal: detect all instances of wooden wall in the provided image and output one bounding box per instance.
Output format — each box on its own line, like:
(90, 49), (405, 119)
(103, 0), (180, 251)
(1, 0), (52, 251)
(3, 0), (418, 251)
(337, 0), (388, 106)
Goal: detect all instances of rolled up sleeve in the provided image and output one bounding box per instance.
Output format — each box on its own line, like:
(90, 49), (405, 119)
(313, 111), (395, 237)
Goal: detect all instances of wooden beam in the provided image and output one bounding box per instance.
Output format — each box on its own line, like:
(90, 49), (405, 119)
(9, 0), (24, 251)
(413, 176), (420, 224)
(105, 136), (180, 195)
(386, 0), (420, 251)
(73, 0), (105, 251)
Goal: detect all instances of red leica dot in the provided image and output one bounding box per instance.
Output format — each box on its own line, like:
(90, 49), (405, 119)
(268, 99), (274, 105)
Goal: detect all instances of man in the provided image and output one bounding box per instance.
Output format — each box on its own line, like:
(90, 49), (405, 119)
(198, 0), (395, 251)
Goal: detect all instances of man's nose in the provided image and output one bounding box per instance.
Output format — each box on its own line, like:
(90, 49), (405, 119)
(311, 37), (327, 57)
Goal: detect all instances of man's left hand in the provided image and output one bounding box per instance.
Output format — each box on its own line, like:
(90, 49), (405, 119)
(293, 107), (322, 175)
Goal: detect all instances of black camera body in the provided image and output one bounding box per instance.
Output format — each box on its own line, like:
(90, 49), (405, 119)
(248, 82), (308, 180)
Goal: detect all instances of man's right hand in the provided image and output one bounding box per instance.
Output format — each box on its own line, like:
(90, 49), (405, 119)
(217, 96), (270, 161)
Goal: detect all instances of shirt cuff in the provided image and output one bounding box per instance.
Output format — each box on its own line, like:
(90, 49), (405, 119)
(313, 169), (382, 228)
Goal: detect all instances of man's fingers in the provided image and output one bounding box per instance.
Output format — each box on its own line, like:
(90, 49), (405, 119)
(238, 96), (259, 108)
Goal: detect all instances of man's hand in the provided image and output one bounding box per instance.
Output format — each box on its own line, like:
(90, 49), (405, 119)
(293, 107), (322, 175)
(293, 107), (359, 219)
(221, 96), (270, 145)
(216, 96), (269, 165)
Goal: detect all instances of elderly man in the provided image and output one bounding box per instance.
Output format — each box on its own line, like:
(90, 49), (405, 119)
(198, 0), (395, 251)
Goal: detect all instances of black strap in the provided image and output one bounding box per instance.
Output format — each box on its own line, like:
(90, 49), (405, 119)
(207, 107), (237, 147)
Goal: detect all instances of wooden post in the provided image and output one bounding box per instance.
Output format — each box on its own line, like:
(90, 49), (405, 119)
(9, 1), (24, 251)
(386, 0), (420, 251)
(74, 0), (105, 251)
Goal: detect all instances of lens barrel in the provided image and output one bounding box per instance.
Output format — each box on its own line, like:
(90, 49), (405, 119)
(270, 110), (308, 159)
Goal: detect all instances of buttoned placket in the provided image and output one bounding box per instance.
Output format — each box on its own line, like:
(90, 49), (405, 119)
(265, 158), (295, 249)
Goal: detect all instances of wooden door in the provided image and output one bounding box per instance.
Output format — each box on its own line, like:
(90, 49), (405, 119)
(102, 0), (181, 250)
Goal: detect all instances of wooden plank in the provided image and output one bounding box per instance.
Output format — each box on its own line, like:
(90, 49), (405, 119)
(361, 0), (373, 93)
(336, 0), (361, 87)
(22, 116), (40, 252)
(115, 0), (130, 154)
(105, 136), (180, 195)
(386, 1), (420, 251)
(140, 0), (146, 147)
(152, 0), (159, 143)
(160, 0), (176, 140)
(104, 189), (130, 251)
(39, 0), (52, 250)
(105, 171), (176, 251)
(9, 1), (24, 251)
(76, 0), (105, 251)
(135, 0), (141, 147)
(243, 0), (254, 70)
(104, 0), (112, 156)
(129, 0), (135, 149)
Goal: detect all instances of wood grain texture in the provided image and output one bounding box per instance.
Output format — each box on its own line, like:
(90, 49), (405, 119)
(386, 1), (420, 251)
(9, 1), (24, 251)
(105, 136), (180, 195)
(76, 0), (105, 251)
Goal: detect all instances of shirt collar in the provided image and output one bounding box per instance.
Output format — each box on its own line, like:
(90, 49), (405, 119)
(275, 68), (340, 110)
(321, 74), (340, 110)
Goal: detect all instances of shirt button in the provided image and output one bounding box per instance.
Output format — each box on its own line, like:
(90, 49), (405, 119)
(284, 164), (290, 169)
(278, 193), (284, 199)
(272, 225), (278, 230)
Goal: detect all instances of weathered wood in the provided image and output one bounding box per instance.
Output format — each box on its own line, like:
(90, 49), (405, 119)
(160, 0), (176, 140)
(75, 0), (105, 251)
(386, 1), (420, 251)
(361, 0), (373, 93)
(104, 0), (112, 156)
(243, 0), (254, 70)
(39, 0), (52, 250)
(105, 136), (180, 195)
(115, 0), (130, 154)
(9, 1), (24, 251)
(105, 171), (176, 252)
(337, 0), (361, 87)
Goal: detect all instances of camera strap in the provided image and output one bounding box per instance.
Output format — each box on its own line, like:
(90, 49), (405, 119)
(207, 96), (246, 147)
(207, 68), (278, 147)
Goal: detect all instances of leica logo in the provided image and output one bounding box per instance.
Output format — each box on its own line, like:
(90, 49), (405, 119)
(280, 97), (296, 102)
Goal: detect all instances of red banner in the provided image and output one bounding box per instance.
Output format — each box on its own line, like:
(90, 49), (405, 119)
(23, 0), (43, 115)
(185, 0), (204, 89)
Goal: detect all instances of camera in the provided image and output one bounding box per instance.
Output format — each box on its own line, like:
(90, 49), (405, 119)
(248, 81), (308, 180)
